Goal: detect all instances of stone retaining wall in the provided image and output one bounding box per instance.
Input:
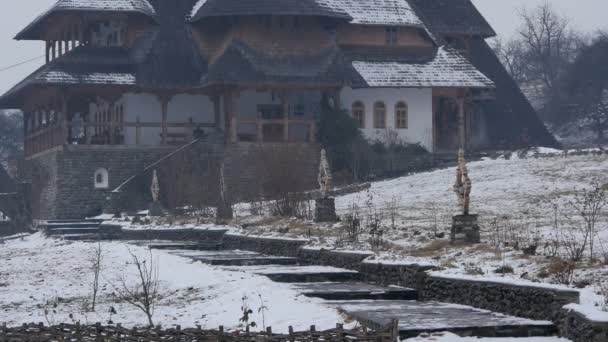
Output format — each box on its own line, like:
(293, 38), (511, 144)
(422, 275), (580, 321)
(222, 233), (307, 257)
(556, 308), (608, 342)
(215, 234), (605, 341)
(121, 228), (228, 242)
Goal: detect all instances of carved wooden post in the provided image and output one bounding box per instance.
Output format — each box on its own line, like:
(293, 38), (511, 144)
(309, 121), (316, 143)
(451, 148), (479, 243)
(256, 110), (263, 143)
(61, 96), (68, 145)
(282, 94), (289, 142)
(45, 41), (51, 63)
(457, 96), (466, 151)
(135, 116), (141, 145)
(212, 95), (221, 130)
(160, 96), (169, 145)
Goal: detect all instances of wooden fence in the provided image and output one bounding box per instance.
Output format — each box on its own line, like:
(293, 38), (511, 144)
(0, 321), (399, 342)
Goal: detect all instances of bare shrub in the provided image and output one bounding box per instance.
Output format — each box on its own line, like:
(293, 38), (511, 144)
(368, 214), (385, 252)
(112, 248), (160, 327)
(566, 182), (608, 260)
(384, 196), (399, 230)
(343, 202), (363, 242)
(89, 241), (104, 312)
(597, 280), (608, 312)
(547, 258), (576, 285)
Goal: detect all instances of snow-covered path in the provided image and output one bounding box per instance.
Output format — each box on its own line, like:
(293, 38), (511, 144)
(0, 234), (345, 331)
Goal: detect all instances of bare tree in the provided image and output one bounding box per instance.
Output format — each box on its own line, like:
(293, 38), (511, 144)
(89, 241), (104, 312)
(491, 37), (528, 85)
(517, 3), (581, 95)
(113, 248), (160, 327)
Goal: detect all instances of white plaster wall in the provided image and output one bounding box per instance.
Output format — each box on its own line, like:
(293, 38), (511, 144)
(340, 87), (433, 151)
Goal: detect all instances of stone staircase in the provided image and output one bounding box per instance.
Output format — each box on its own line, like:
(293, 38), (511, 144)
(41, 219), (120, 241)
(42, 227), (561, 340)
(160, 247), (557, 339)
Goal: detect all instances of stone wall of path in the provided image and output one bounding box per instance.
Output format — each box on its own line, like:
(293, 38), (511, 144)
(110, 228), (607, 342)
(219, 232), (606, 342)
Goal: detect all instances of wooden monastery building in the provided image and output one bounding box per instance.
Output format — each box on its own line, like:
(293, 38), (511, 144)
(0, 0), (556, 219)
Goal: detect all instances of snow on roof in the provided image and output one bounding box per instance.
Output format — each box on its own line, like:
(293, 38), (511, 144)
(15, 0), (156, 40)
(324, 0), (423, 27)
(36, 71), (137, 86)
(351, 46), (494, 88)
(53, 0), (156, 14)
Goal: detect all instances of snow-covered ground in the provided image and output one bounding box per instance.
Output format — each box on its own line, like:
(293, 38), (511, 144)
(224, 150), (608, 317)
(404, 332), (571, 342)
(0, 233), (346, 331)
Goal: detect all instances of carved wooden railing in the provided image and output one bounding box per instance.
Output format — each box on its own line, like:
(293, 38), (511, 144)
(235, 118), (316, 143)
(24, 119), (217, 156)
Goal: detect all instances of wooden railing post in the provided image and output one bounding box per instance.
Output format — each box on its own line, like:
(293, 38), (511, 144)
(309, 121), (316, 143)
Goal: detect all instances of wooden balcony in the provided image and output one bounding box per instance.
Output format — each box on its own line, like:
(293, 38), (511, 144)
(233, 118), (316, 143)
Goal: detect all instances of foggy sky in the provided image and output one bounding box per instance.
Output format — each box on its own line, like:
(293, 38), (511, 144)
(0, 0), (606, 96)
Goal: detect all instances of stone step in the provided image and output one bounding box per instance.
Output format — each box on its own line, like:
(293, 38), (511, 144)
(292, 282), (418, 301)
(168, 250), (299, 266)
(60, 234), (118, 241)
(46, 227), (103, 235)
(130, 240), (223, 251)
(221, 265), (362, 283)
(44, 223), (101, 230)
(329, 300), (556, 339)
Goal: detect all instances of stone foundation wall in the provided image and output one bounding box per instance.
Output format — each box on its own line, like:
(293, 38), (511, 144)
(222, 143), (320, 203)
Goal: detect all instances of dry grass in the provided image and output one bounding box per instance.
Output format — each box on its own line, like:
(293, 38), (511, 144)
(409, 240), (452, 257)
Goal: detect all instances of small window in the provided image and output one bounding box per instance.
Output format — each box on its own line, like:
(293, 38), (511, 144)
(385, 27), (398, 45)
(373, 102), (387, 129)
(94, 168), (109, 189)
(351, 101), (365, 128)
(395, 102), (408, 129)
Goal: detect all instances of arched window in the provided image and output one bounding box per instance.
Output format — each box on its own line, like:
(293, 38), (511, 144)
(94, 168), (109, 189)
(373, 102), (387, 129)
(351, 101), (365, 128)
(395, 101), (408, 129)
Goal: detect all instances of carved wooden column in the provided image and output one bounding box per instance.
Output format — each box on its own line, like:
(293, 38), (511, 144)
(282, 93), (289, 142)
(61, 96), (69, 145)
(457, 95), (466, 151)
(212, 95), (221, 130)
(222, 89), (238, 144)
(159, 95), (170, 145)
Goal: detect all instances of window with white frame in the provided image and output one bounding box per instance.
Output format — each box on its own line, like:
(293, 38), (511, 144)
(352, 101), (365, 128)
(94, 168), (109, 189)
(395, 101), (408, 129)
(373, 102), (387, 129)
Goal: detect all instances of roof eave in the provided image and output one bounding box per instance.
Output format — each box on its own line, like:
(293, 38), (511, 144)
(15, 9), (159, 41)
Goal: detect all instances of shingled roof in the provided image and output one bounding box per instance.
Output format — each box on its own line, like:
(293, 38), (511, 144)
(202, 41), (348, 87)
(134, 0), (207, 88)
(16, 0), (157, 40)
(326, 0), (423, 27)
(408, 0), (495, 38)
(0, 47), (136, 107)
(349, 46), (494, 88)
(190, 0), (351, 22)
